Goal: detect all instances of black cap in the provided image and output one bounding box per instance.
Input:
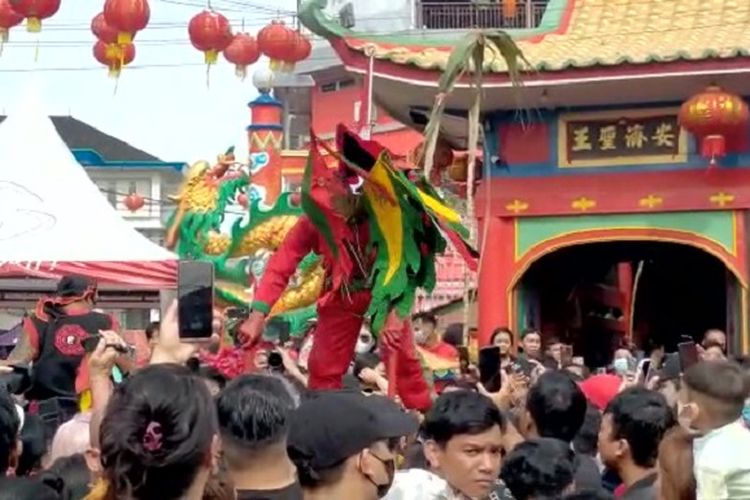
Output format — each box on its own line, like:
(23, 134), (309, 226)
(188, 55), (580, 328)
(288, 390), (418, 471)
(55, 275), (97, 298)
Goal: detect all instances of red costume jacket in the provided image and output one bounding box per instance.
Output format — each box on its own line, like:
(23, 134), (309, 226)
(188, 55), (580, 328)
(250, 216), (432, 411)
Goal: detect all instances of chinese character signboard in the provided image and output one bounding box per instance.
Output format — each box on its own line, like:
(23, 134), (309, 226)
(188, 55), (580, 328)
(558, 109), (688, 168)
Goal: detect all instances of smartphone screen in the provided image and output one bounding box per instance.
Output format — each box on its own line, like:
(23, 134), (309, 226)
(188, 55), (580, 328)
(457, 346), (471, 373)
(639, 359), (651, 380)
(561, 345), (573, 365)
(479, 346), (502, 392)
(178, 261), (215, 340)
(264, 317), (291, 345)
(678, 341), (700, 371)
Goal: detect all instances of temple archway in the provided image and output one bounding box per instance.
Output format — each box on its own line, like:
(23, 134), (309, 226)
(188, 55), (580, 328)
(513, 239), (745, 365)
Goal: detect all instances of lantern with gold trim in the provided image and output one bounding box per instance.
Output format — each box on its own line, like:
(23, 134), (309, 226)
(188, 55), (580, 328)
(188, 9), (232, 65)
(223, 32), (260, 79)
(257, 19), (295, 71)
(280, 29), (311, 72)
(0, 0), (23, 53)
(93, 40), (135, 78)
(103, 0), (150, 45)
(9, 0), (60, 33)
(679, 86), (749, 166)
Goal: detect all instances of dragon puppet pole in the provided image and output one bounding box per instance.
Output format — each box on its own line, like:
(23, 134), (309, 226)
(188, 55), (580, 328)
(462, 40), (484, 342)
(359, 47), (375, 140)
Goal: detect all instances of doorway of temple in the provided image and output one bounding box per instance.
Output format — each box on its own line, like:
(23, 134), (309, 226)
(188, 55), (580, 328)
(515, 241), (735, 367)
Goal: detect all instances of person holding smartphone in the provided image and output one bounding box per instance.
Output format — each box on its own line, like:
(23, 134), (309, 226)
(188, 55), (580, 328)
(0, 276), (129, 442)
(490, 327), (515, 370)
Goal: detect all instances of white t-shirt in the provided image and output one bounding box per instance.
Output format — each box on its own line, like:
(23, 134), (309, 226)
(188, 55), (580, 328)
(694, 420), (750, 500)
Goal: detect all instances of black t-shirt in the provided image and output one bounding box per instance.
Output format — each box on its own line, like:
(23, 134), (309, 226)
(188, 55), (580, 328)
(236, 481), (304, 500)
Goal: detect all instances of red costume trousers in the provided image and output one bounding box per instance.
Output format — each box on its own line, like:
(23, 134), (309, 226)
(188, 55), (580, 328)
(307, 289), (432, 411)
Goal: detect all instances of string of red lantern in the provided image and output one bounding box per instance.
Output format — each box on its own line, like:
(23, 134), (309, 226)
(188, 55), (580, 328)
(222, 32), (259, 79)
(124, 192), (145, 212)
(104, 0), (150, 45)
(10, 0), (60, 33)
(188, 9), (232, 65)
(0, 0), (23, 54)
(257, 19), (295, 72)
(678, 86), (749, 167)
(93, 39), (135, 78)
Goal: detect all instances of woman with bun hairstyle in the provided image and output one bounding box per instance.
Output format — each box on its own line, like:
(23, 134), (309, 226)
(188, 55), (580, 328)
(87, 364), (219, 500)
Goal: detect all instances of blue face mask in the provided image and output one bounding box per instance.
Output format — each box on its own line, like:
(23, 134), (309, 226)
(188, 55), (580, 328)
(613, 357), (629, 375)
(742, 403), (750, 428)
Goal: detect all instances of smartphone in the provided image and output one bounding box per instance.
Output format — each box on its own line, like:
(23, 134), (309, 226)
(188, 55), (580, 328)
(561, 345), (573, 365)
(678, 341), (700, 371)
(262, 317), (291, 345)
(457, 346), (471, 373)
(638, 359), (652, 381)
(81, 334), (133, 355)
(478, 346), (502, 392)
(178, 261), (215, 341)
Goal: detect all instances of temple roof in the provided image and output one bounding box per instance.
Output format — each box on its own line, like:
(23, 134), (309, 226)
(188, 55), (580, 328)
(300, 0), (750, 75)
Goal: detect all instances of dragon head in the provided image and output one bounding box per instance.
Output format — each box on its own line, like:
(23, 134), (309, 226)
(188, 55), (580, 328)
(165, 148), (249, 252)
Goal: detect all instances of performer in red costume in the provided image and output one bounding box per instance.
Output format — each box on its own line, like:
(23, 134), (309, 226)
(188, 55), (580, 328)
(240, 125), (477, 411)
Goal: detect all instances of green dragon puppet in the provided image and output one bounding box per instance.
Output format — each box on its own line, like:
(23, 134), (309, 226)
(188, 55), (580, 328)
(164, 148), (323, 334)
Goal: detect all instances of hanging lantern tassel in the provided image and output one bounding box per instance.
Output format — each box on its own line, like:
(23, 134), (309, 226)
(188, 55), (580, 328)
(702, 135), (726, 167)
(26, 16), (41, 32)
(204, 48), (218, 64)
(0, 29), (6, 55)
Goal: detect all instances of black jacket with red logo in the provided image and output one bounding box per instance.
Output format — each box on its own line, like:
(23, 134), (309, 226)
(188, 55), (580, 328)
(25, 308), (117, 400)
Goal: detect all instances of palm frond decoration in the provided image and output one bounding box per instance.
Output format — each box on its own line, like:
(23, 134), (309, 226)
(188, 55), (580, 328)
(420, 30), (528, 341)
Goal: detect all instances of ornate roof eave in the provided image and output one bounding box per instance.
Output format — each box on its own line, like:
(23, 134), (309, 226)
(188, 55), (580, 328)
(299, 0), (750, 87)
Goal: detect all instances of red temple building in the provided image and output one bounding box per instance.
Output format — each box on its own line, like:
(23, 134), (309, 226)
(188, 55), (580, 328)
(301, 0), (750, 359)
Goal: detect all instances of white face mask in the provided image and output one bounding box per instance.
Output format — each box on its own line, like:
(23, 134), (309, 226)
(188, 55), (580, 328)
(356, 330), (374, 354)
(613, 357), (629, 375)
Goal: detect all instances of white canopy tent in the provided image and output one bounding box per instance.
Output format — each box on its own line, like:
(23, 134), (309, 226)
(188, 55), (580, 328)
(0, 91), (177, 291)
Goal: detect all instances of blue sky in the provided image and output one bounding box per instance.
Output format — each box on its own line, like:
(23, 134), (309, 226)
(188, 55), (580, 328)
(0, 0), (298, 163)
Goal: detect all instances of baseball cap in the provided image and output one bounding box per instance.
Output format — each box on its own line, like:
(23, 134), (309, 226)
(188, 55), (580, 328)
(288, 390), (418, 471)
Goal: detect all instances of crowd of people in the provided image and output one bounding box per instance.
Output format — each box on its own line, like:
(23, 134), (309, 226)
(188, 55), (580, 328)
(1, 278), (750, 499)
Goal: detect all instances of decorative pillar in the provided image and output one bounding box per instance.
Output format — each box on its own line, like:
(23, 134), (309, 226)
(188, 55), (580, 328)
(247, 69), (284, 206)
(477, 216), (517, 346)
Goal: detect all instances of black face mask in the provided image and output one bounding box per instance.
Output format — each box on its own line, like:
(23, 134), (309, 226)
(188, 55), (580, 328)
(365, 452), (396, 498)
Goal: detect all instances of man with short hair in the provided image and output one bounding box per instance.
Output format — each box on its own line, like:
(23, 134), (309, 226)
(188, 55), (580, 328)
(702, 329), (727, 353)
(681, 360), (750, 499)
(413, 312), (459, 393)
(598, 387), (675, 500)
(287, 390), (417, 500)
(419, 391), (507, 499)
(522, 370), (602, 493)
(217, 375), (301, 499)
(501, 438), (578, 500)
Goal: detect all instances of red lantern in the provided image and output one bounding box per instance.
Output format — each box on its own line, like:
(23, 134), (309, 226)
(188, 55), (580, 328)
(188, 10), (232, 65)
(280, 30), (311, 72)
(503, 0), (517, 18)
(103, 0), (150, 45)
(123, 192), (145, 212)
(10, 0), (60, 33)
(91, 12), (118, 44)
(0, 0), (23, 50)
(223, 33), (260, 79)
(93, 40), (135, 78)
(679, 86), (749, 165)
(257, 20), (295, 70)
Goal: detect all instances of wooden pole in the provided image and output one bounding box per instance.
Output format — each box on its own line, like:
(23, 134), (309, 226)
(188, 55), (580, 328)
(463, 47), (483, 341)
